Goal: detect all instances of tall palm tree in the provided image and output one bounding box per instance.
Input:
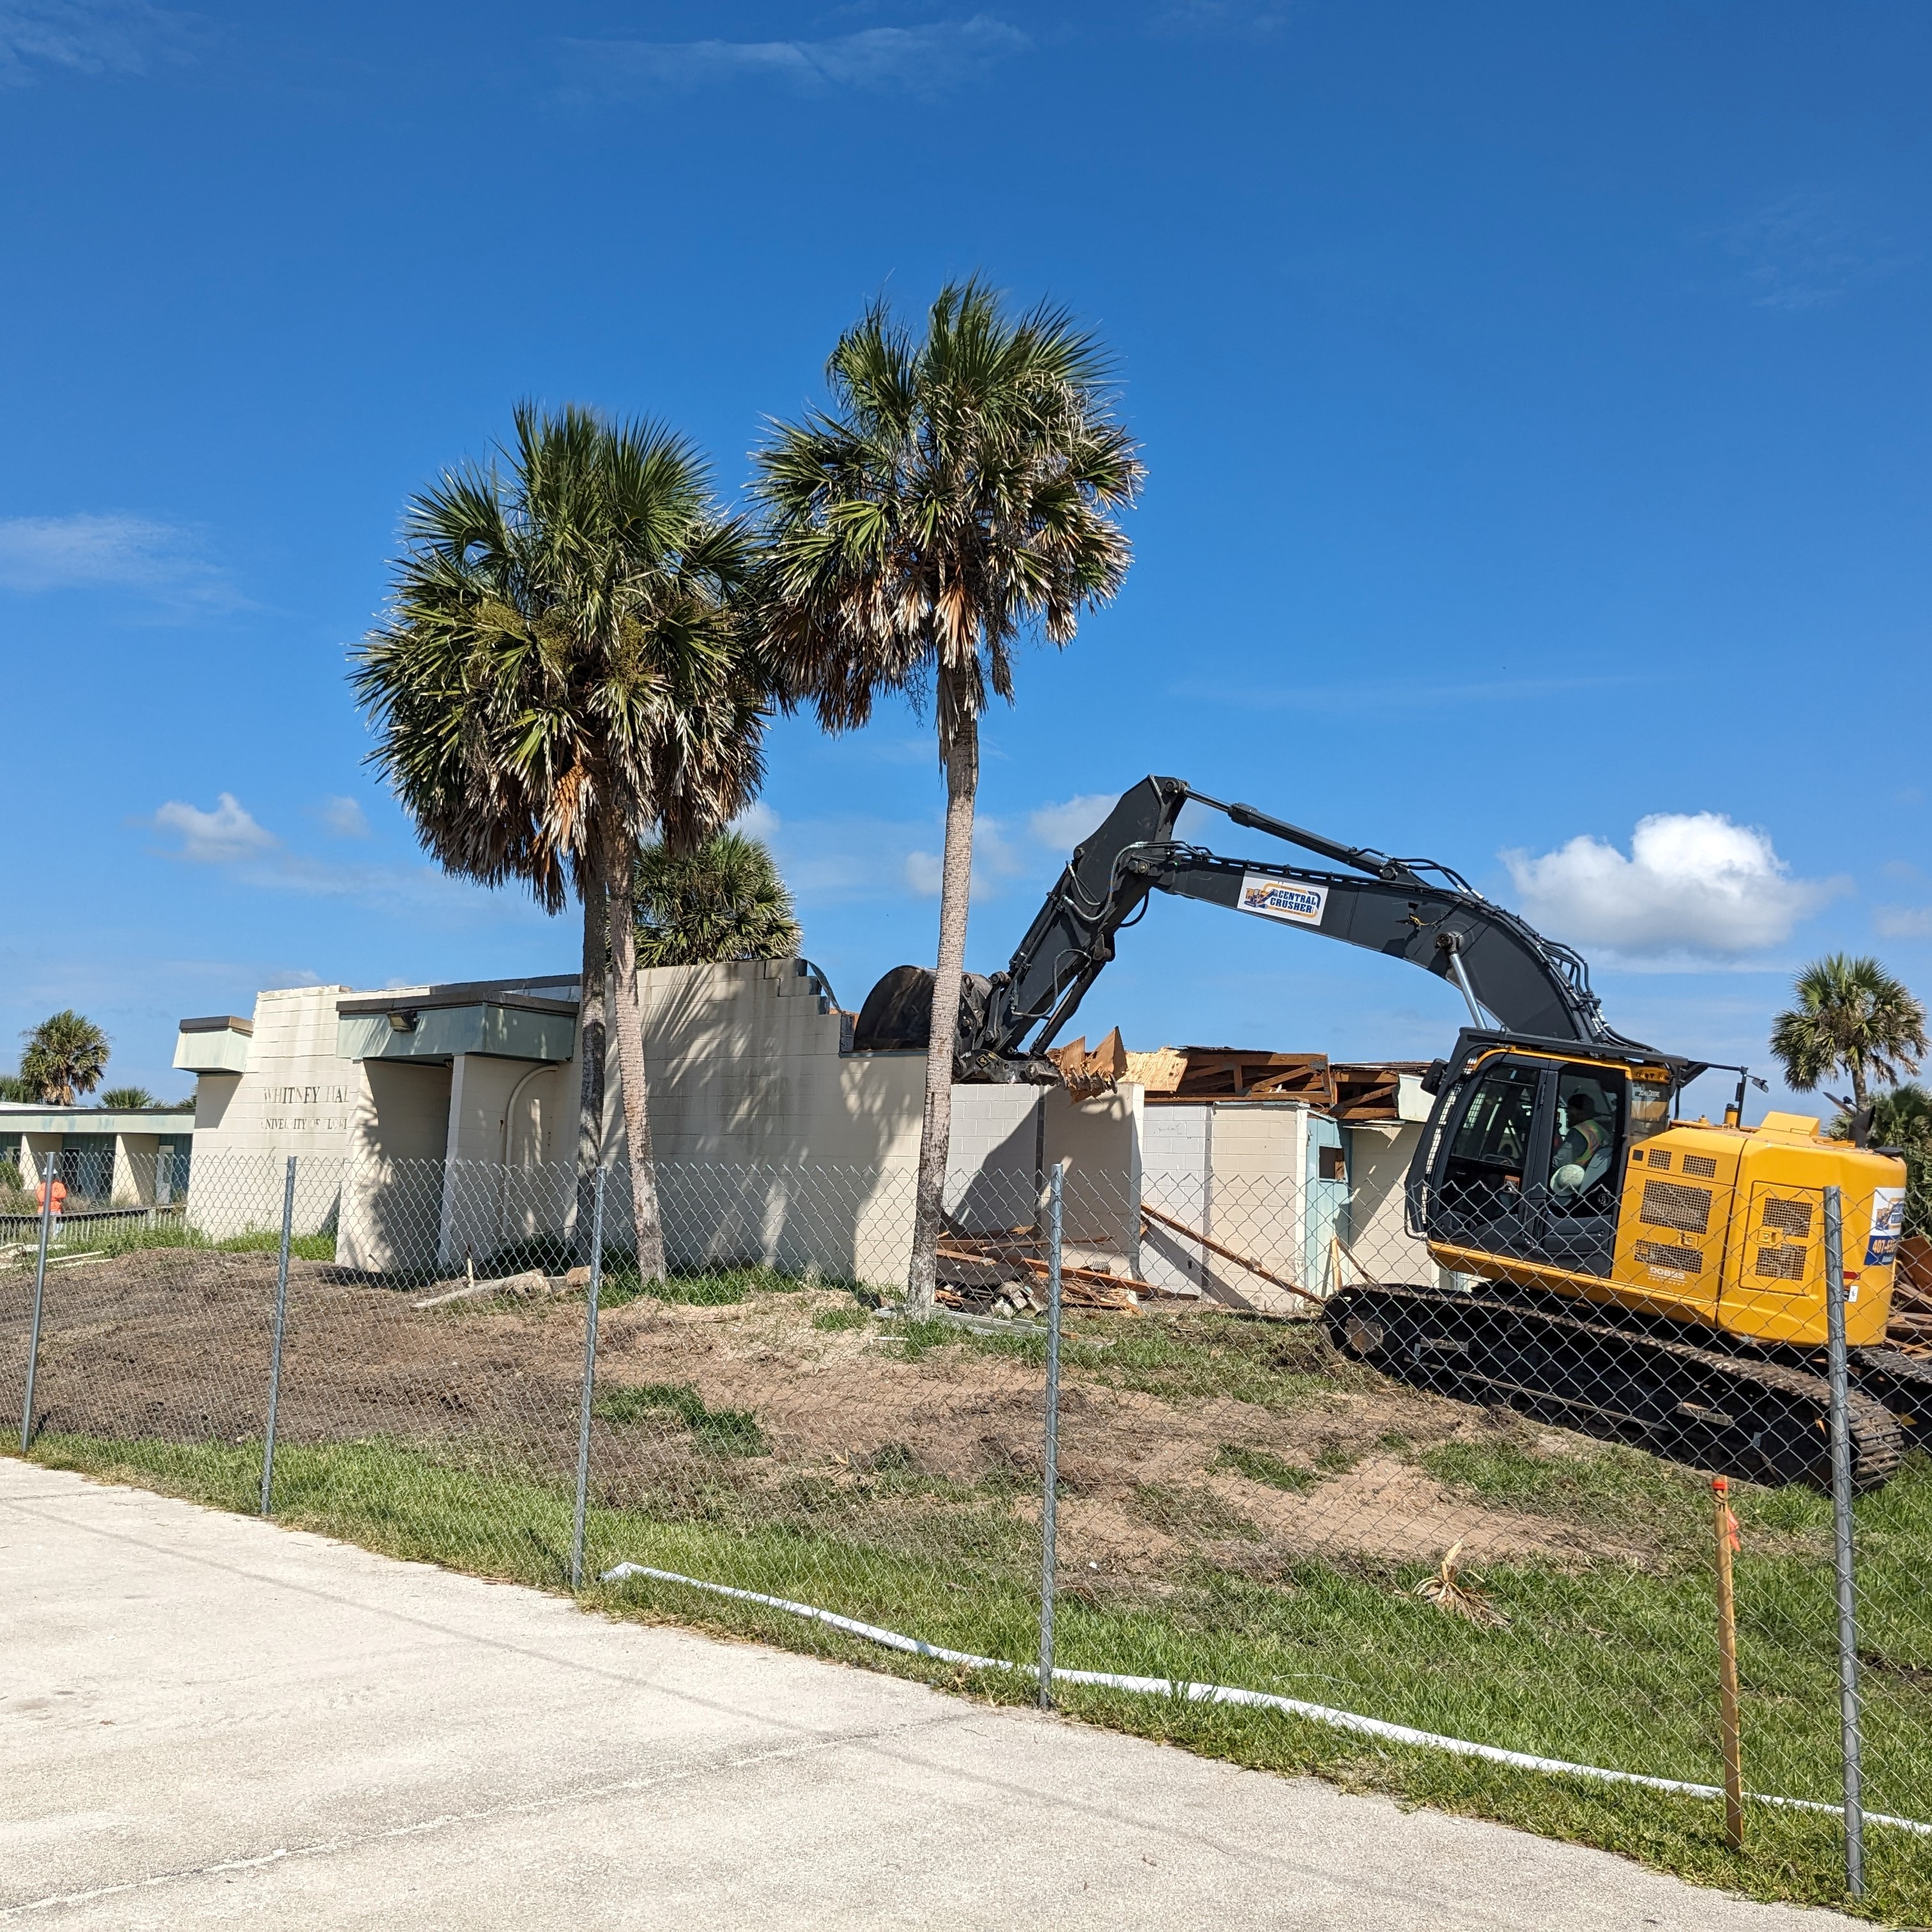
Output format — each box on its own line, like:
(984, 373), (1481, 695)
(755, 279), (1144, 1314)
(354, 404), (762, 1275)
(634, 831), (801, 968)
(1770, 954), (1929, 1138)
(19, 1011), (110, 1106)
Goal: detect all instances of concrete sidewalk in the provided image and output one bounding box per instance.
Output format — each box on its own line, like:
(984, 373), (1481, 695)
(1, 1462), (1860, 1929)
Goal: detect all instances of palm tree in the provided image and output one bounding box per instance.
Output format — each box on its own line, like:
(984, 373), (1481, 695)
(100, 1086), (157, 1110)
(755, 280), (1143, 1312)
(19, 1011), (110, 1106)
(1833, 1083), (1932, 1234)
(634, 831), (801, 968)
(1770, 955), (1929, 1141)
(354, 404), (763, 1276)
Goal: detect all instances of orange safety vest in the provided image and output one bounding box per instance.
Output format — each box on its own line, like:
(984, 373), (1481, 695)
(34, 1176), (67, 1214)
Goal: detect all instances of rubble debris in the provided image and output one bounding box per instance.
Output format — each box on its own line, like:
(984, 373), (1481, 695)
(1331, 1062), (1432, 1123)
(1890, 1238), (1932, 1351)
(1043, 1036), (1425, 1124)
(1156, 1048), (1334, 1105)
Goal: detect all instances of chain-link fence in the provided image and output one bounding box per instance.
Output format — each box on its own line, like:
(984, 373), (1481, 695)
(3, 1144), (1927, 1910)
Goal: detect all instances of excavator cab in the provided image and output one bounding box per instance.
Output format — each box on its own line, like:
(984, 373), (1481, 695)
(1413, 1040), (1673, 1282)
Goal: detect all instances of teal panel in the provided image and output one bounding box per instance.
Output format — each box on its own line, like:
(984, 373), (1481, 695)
(336, 1003), (575, 1065)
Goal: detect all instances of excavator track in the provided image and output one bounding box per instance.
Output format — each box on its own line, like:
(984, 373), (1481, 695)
(1852, 1346), (1932, 1452)
(1326, 1283), (1906, 1491)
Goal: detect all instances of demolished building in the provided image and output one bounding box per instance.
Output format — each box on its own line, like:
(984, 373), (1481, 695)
(170, 963), (1439, 1306)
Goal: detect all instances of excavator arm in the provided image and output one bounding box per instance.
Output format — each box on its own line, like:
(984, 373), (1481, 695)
(852, 774), (1645, 1076)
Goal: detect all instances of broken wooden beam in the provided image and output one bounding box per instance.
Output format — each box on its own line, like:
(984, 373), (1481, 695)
(1137, 1201), (1323, 1308)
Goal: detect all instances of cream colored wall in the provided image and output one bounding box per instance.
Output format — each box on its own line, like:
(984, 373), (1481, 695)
(1137, 1102), (1308, 1310)
(337, 1059), (452, 1272)
(187, 987), (357, 1237)
(1342, 1122), (1434, 1284)
(111, 1134), (161, 1206)
(18, 1133), (60, 1189)
(440, 1055), (553, 1266)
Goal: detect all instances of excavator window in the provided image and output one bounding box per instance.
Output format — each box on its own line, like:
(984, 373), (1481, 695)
(1547, 1069), (1625, 1215)
(1448, 1062), (1540, 1181)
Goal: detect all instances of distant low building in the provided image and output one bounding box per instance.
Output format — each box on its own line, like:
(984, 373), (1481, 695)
(0, 1102), (195, 1204)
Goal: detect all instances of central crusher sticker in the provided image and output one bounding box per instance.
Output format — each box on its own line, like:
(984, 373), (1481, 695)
(1238, 874), (1328, 926)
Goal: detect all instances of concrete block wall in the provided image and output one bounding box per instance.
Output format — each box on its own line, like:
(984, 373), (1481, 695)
(187, 986), (357, 1239)
(1138, 1102), (1308, 1309)
(1341, 1122), (1432, 1287)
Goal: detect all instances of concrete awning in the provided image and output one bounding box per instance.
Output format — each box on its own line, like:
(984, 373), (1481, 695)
(335, 986), (577, 1066)
(173, 1016), (254, 1076)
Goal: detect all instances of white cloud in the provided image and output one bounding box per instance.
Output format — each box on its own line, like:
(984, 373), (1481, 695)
(0, 511), (240, 610)
(903, 821), (1025, 900)
(733, 800), (781, 840)
(1874, 906), (1932, 939)
(153, 792), (278, 864)
(0, 2), (197, 88)
(1028, 793), (1117, 854)
(316, 795), (370, 839)
(1501, 812), (1844, 962)
(1719, 192), (1908, 312)
(146, 792), (547, 926)
(562, 15), (1027, 97)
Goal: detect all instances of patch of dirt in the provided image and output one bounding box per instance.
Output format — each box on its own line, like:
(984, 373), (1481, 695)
(3, 1250), (1652, 1574)
(1202, 1456), (1629, 1567)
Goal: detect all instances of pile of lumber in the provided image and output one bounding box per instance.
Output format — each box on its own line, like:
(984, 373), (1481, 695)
(1889, 1237), (1932, 1351)
(935, 1226), (1176, 1316)
(1044, 1036), (1336, 1105)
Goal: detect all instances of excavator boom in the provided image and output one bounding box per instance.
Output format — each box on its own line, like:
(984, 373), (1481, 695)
(854, 774), (1658, 1073)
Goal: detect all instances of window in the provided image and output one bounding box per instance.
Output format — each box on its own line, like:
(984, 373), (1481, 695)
(1449, 1062), (1540, 1176)
(1548, 1067), (1625, 1214)
(1629, 1076), (1672, 1142)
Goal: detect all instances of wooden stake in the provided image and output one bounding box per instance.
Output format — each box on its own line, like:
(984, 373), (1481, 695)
(1712, 1475), (1745, 1850)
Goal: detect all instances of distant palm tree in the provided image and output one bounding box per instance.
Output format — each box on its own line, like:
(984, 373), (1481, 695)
(354, 404), (764, 1275)
(1770, 956), (1929, 1139)
(19, 1011), (110, 1106)
(0, 1074), (31, 1103)
(634, 832), (801, 969)
(755, 280), (1143, 1312)
(100, 1086), (157, 1111)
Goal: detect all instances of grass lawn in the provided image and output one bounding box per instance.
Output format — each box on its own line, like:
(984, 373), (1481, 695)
(19, 1414), (1931, 1926)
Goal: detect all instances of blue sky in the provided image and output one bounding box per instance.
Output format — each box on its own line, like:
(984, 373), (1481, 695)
(2, 1), (1928, 1116)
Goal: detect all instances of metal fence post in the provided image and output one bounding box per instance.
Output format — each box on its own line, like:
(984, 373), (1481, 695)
(259, 1156), (297, 1517)
(1038, 1160), (1065, 1710)
(570, 1170), (606, 1590)
(19, 1154), (57, 1453)
(1822, 1184), (1865, 1898)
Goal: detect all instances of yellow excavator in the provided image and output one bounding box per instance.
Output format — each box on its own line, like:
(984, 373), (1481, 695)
(854, 776), (1924, 1487)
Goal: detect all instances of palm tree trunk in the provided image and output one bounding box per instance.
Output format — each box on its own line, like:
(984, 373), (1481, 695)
(604, 816), (668, 1281)
(575, 845), (608, 1264)
(907, 664), (978, 1317)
